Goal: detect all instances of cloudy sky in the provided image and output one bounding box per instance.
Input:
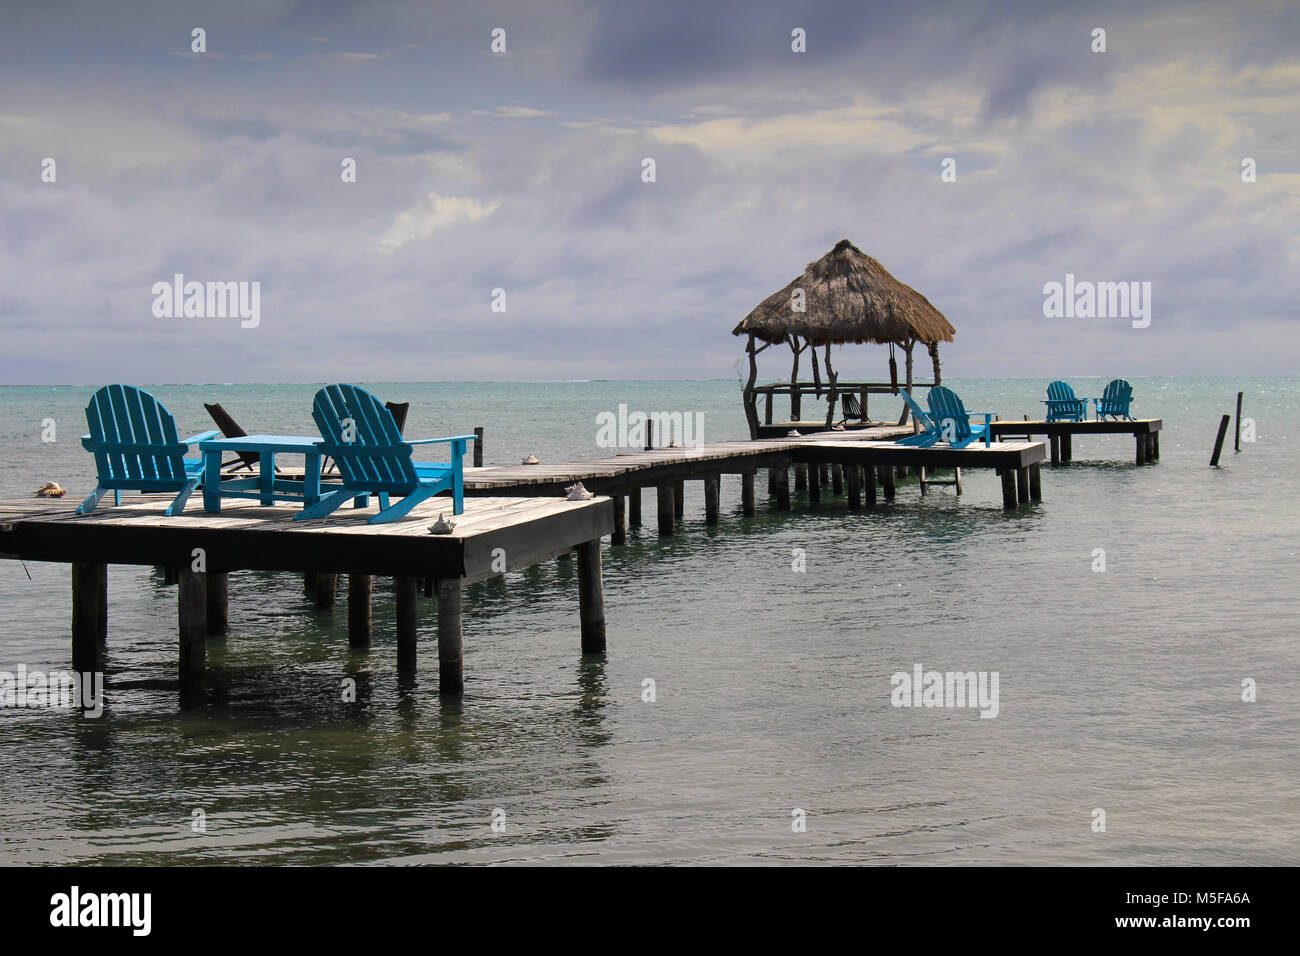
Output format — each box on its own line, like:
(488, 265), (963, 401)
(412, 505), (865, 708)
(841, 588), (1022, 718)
(1, 0), (1296, 384)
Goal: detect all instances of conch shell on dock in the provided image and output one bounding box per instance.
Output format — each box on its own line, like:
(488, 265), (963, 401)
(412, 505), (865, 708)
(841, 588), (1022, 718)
(786, 430), (802, 438)
(521, 454), (540, 465)
(428, 513), (456, 534)
(34, 481), (66, 498)
(565, 482), (594, 500)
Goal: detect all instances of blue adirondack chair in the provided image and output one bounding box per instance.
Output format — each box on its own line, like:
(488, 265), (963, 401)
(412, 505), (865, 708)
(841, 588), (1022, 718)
(927, 386), (993, 449)
(1094, 379), (1134, 420)
(896, 389), (941, 447)
(76, 385), (218, 516)
(295, 384), (474, 524)
(1043, 381), (1089, 422)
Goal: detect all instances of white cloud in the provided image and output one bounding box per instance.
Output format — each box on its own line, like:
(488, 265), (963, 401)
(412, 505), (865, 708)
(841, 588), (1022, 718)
(378, 192), (502, 251)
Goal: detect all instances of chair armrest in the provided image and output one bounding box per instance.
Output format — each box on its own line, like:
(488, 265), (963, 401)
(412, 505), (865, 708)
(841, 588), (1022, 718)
(183, 429), (222, 445)
(405, 435), (478, 445)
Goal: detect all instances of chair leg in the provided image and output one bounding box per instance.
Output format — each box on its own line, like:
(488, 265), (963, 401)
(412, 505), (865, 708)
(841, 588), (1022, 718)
(113, 490), (122, 506)
(164, 476), (200, 516)
(76, 484), (106, 516)
(295, 487), (355, 521)
(368, 487), (435, 524)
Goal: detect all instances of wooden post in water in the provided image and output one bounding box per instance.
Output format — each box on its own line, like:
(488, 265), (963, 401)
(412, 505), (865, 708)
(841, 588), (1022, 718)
(206, 572), (229, 636)
(674, 480), (685, 520)
(436, 579), (463, 694)
(316, 572), (336, 609)
(832, 464), (844, 496)
(1060, 434), (1072, 462)
(999, 468), (1017, 509)
(395, 575), (417, 670)
(628, 487), (641, 527)
(71, 562), (107, 672)
(794, 464), (808, 493)
(577, 539), (606, 655)
(163, 566), (178, 586)
(304, 571), (317, 594)
(348, 573), (372, 647)
(846, 464), (861, 510)
(741, 470), (756, 516)
(775, 463), (791, 510)
(1016, 466), (1031, 504)
(819, 464), (831, 488)
(1234, 392), (1243, 453)
(612, 495), (626, 545)
(657, 482), (675, 535)
(879, 466), (895, 501)
(1210, 414), (1231, 467)
(473, 426), (484, 468)
(1152, 432), (1160, 460)
(1029, 463), (1042, 501)
(1135, 433), (1147, 465)
(177, 567), (206, 693)
(864, 465), (877, 507)
(808, 461), (821, 502)
(1049, 434), (1060, 465)
(704, 475), (720, 525)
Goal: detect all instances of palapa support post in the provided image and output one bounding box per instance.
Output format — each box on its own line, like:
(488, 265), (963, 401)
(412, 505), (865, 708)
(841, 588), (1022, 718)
(999, 468), (1017, 509)
(1029, 463), (1042, 502)
(395, 576), (417, 670)
(764, 393), (773, 425)
(704, 475), (720, 525)
(177, 567), (206, 694)
(808, 461), (821, 502)
(864, 465), (877, 507)
(348, 573), (372, 647)
(831, 464), (844, 496)
(657, 482), (675, 536)
(1210, 414), (1231, 467)
(879, 466), (895, 502)
(1049, 434), (1060, 465)
(436, 579), (463, 694)
(674, 480), (685, 520)
(1061, 433), (1073, 462)
(741, 470), (756, 516)
(775, 463), (791, 510)
(612, 495), (627, 545)
(206, 572), (229, 636)
(577, 539), (606, 656)
(316, 572), (336, 609)
(1016, 466), (1031, 504)
(628, 487), (641, 527)
(846, 463), (861, 510)
(473, 426), (484, 468)
(71, 562), (107, 673)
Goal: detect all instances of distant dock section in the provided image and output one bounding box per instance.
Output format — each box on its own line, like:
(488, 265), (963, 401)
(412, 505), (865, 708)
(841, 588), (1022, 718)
(987, 418), (1162, 465)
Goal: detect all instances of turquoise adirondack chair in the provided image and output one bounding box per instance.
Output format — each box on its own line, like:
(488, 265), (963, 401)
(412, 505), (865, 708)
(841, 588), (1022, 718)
(1094, 379), (1134, 420)
(76, 385), (219, 516)
(296, 384), (474, 524)
(927, 386), (992, 448)
(1043, 381), (1088, 422)
(896, 389), (941, 447)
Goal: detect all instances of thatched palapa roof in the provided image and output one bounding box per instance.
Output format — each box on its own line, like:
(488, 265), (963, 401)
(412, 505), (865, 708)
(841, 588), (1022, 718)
(732, 239), (956, 347)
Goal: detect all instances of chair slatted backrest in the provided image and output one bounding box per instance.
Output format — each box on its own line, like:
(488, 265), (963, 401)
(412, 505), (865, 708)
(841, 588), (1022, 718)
(898, 389), (934, 431)
(84, 385), (188, 487)
(840, 394), (863, 420)
(1099, 379), (1133, 415)
(927, 386), (972, 443)
(312, 384), (418, 491)
(1046, 381), (1077, 404)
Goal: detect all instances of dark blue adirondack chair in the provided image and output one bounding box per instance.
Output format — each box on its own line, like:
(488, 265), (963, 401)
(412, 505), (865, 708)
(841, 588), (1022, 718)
(927, 386), (992, 448)
(296, 384), (473, 524)
(76, 385), (218, 516)
(896, 388), (941, 447)
(1043, 381), (1088, 422)
(1094, 379), (1134, 420)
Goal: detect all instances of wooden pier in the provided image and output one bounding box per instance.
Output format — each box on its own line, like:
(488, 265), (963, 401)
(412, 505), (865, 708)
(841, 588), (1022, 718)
(986, 419), (1162, 465)
(0, 494), (612, 698)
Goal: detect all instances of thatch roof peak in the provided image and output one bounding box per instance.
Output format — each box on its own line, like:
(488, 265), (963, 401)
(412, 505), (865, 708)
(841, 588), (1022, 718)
(733, 240), (956, 347)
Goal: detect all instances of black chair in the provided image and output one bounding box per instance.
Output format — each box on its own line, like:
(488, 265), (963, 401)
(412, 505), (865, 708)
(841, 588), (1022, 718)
(203, 402), (280, 474)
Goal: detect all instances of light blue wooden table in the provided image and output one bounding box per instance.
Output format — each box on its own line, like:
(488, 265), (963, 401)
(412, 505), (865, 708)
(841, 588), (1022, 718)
(200, 435), (323, 513)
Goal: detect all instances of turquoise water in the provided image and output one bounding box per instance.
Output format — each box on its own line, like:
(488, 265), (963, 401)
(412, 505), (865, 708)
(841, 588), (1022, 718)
(0, 378), (1297, 864)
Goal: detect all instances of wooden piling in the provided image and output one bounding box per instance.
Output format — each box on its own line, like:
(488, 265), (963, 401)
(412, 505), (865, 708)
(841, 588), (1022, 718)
(999, 468), (1017, 509)
(628, 487), (641, 527)
(163, 565), (178, 586)
(794, 463), (808, 493)
(657, 482), (675, 535)
(1029, 463), (1042, 502)
(846, 463), (861, 510)
(879, 465), (895, 501)
(348, 573), (372, 647)
(831, 464), (844, 496)
(177, 567), (206, 692)
(819, 464), (831, 488)
(206, 571), (229, 636)
(808, 461), (821, 502)
(864, 465), (877, 506)
(316, 572), (337, 609)
(775, 463), (791, 510)
(1049, 434), (1060, 465)
(1152, 432), (1160, 460)
(612, 494), (627, 545)
(396, 575), (417, 670)
(1016, 466), (1031, 504)
(704, 475), (720, 525)
(674, 480), (685, 520)
(303, 571), (317, 594)
(577, 539), (606, 655)
(741, 470), (756, 516)
(71, 562), (107, 672)
(473, 426), (484, 468)
(1234, 392), (1243, 453)
(1135, 433), (1147, 465)
(1060, 433), (1072, 462)
(1210, 414), (1231, 467)
(436, 579), (463, 694)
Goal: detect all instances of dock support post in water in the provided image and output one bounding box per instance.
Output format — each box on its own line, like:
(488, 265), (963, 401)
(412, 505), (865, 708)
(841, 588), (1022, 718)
(1135, 434), (1147, 466)
(71, 562), (107, 672)
(1029, 463), (1042, 502)
(846, 464), (861, 510)
(395, 576), (417, 670)
(348, 573), (372, 647)
(704, 475), (720, 525)
(674, 480), (685, 520)
(628, 488), (641, 528)
(775, 463), (791, 510)
(832, 464), (844, 496)
(1049, 434), (1060, 465)
(741, 470), (756, 516)
(207, 572), (229, 636)
(1016, 466), (1031, 504)
(577, 539), (607, 656)
(316, 572), (336, 609)
(178, 567), (206, 694)
(999, 468), (1017, 509)
(1060, 434), (1073, 463)
(612, 495), (626, 545)
(794, 464), (808, 493)
(879, 466), (895, 502)
(657, 482), (675, 536)
(304, 571), (317, 594)
(808, 461), (821, 502)
(864, 466), (877, 507)
(436, 579), (463, 694)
